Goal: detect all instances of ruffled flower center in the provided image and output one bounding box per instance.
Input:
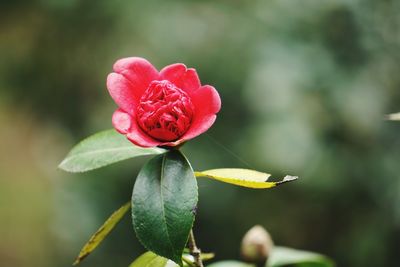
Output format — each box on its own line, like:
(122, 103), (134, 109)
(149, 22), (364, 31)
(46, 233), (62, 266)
(137, 80), (194, 142)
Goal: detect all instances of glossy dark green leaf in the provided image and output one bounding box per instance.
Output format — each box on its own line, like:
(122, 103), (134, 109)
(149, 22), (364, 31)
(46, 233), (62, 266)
(59, 129), (165, 173)
(132, 150), (198, 266)
(267, 246), (334, 267)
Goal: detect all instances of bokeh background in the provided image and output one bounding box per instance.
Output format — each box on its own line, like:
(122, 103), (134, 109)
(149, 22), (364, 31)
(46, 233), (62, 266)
(1, 0), (400, 266)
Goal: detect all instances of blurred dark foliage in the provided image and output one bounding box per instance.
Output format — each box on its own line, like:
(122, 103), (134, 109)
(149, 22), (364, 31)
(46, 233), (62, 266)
(1, 1), (400, 267)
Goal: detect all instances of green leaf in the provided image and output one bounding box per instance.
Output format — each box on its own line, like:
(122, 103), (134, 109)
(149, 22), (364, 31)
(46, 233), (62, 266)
(207, 261), (255, 267)
(197, 252), (215, 261)
(73, 202), (131, 265)
(59, 129), (165, 173)
(182, 252), (215, 265)
(194, 168), (298, 189)
(267, 246), (335, 267)
(132, 150), (198, 266)
(386, 112), (400, 121)
(129, 251), (179, 267)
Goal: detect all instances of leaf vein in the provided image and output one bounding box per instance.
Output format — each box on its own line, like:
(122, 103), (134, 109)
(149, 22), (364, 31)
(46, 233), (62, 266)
(62, 147), (156, 163)
(159, 154), (175, 257)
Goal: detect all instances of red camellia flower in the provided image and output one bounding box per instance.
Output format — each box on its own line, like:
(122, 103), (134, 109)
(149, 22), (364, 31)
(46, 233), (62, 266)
(107, 57), (221, 147)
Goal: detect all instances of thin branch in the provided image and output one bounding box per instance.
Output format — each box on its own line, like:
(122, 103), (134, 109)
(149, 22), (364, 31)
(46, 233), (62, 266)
(187, 229), (204, 267)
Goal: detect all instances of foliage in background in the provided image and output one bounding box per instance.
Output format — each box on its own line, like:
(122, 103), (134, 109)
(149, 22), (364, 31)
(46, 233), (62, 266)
(1, 1), (400, 267)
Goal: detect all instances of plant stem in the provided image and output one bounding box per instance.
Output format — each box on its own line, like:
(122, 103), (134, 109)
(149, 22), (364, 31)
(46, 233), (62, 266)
(188, 229), (204, 267)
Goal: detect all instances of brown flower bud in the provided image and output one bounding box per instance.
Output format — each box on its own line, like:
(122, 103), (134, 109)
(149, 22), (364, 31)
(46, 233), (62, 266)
(241, 225), (274, 265)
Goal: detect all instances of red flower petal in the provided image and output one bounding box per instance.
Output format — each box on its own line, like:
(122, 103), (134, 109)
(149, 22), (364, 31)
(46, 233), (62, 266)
(112, 108), (161, 147)
(108, 58), (221, 148)
(113, 57), (159, 97)
(112, 108), (132, 134)
(107, 73), (138, 114)
(126, 128), (162, 148)
(160, 63), (201, 92)
(179, 85), (221, 141)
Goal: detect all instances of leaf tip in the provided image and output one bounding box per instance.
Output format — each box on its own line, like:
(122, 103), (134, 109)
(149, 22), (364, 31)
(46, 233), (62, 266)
(58, 159), (75, 173)
(58, 162), (67, 172)
(284, 175), (299, 181)
(58, 160), (88, 173)
(72, 258), (81, 266)
(73, 251), (90, 266)
(276, 175), (298, 185)
(57, 164), (70, 172)
(385, 112), (400, 121)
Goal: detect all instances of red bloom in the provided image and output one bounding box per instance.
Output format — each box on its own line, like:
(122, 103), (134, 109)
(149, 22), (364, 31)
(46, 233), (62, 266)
(107, 57), (221, 147)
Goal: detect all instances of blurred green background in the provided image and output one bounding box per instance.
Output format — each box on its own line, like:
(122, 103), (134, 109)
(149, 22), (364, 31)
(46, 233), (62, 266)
(1, 0), (400, 266)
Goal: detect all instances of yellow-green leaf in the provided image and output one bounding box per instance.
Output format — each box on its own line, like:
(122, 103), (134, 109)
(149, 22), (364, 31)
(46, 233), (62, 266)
(182, 252), (215, 264)
(194, 168), (297, 189)
(386, 112), (400, 121)
(129, 251), (211, 267)
(200, 252), (215, 261)
(129, 251), (177, 267)
(73, 202), (131, 265)
(207, 261), (255, 267)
